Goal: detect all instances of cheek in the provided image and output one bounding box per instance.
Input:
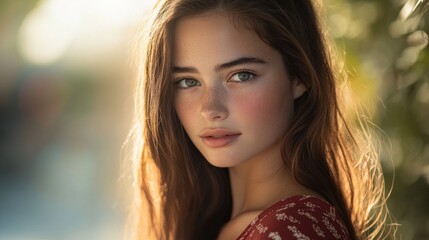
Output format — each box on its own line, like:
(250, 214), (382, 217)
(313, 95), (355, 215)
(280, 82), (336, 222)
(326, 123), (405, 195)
(234, 87), (294, 126)
(236, 94), (267, 120)
(236, 87), (293, 119)
(175, 95), (197, 128)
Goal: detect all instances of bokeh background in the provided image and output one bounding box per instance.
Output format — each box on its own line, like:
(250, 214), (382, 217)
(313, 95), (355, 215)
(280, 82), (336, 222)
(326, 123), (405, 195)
(0, 0), (428, 239)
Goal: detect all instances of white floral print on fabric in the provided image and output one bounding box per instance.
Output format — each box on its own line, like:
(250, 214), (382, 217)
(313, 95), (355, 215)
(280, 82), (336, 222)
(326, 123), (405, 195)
(275, 213), (300, 223)
(236, 195), (351, 240)
(276, 202), (297, 212)
(256, 223), (268, 233)
(312, 224), (326, 237)
(297, 209), (318, 223)
(322, 215), (342, 239)
(268, 232), (282, 240)
(287, 226), (311, 240)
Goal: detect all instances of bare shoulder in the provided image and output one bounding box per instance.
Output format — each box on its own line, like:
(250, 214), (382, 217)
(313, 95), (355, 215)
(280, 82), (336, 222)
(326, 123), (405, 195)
(217, 211), (261, 240)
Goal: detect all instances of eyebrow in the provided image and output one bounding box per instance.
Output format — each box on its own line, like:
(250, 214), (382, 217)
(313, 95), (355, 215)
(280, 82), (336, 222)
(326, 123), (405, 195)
(172, 57), (267, 74)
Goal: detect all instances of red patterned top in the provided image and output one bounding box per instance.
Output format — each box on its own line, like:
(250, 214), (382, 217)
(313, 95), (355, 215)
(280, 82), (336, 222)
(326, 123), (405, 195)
(237, 195), (351, 240)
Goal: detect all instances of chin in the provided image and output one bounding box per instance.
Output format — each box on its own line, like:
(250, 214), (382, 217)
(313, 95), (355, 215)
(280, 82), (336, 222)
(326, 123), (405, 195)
(205, 157), (243, 168)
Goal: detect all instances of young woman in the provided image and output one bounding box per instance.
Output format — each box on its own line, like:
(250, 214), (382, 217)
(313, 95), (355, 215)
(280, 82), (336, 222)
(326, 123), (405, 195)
(127, 0), (393, 239)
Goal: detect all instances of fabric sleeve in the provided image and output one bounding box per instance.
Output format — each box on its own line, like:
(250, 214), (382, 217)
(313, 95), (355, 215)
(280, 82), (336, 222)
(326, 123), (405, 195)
(239, 196), (351, 240)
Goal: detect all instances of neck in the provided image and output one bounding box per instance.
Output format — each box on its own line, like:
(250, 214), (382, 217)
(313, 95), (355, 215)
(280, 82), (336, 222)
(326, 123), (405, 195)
(228, 147), (308, 218)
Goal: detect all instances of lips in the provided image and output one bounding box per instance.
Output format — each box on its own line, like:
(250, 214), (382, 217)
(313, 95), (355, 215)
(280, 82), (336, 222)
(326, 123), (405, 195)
(200, 129), (241, 148)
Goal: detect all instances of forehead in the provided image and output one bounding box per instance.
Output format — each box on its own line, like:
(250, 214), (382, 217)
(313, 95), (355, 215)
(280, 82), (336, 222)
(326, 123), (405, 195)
(172, 12), (279, 66)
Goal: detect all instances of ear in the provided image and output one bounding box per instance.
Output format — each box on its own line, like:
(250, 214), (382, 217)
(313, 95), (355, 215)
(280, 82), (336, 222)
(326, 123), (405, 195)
(292, 78), (307, 99)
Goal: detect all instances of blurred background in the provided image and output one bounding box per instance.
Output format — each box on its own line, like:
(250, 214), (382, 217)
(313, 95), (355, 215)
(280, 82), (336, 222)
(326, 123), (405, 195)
(0, 0), (156, 239)
(0, 0), (427, 239)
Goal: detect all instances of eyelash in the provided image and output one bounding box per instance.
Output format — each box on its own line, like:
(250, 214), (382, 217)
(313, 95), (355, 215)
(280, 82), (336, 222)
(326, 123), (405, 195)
(174, 76), (199, 89)
(173, 69), (258, 88)
(228, 69), (257, 83)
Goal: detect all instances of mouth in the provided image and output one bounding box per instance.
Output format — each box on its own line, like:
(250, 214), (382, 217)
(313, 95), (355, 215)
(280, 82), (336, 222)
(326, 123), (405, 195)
(200, 129), (241, 148)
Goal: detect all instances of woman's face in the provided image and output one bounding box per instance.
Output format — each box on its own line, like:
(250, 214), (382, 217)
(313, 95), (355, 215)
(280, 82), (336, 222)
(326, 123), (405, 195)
(172, 12), (305, 167)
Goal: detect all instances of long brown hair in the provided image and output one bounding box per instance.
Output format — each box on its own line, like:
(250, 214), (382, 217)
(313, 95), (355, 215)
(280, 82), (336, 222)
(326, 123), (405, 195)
(127, 0), (393, 239)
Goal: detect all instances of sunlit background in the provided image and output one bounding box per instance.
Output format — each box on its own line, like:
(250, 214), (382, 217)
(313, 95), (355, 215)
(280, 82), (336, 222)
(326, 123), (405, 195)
(0, 0), (428, 239)
(1, 0), (156, 239)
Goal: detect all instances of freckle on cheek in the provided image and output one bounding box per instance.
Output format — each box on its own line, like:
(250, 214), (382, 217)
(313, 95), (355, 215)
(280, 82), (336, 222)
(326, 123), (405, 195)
(176, 97), (198, 123)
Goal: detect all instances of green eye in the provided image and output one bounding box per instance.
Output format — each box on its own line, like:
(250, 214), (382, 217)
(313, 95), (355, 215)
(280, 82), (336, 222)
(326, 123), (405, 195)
(230, 72), (255, 82)
(176, 79), (201, 88)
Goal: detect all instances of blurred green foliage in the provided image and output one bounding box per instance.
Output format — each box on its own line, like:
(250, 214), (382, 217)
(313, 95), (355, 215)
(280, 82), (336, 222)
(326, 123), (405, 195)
(325, 0), (429, 239)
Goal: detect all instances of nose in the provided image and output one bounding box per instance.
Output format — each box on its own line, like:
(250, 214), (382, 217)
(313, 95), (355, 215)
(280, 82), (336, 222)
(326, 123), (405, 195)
(200, 85), (228, 121)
